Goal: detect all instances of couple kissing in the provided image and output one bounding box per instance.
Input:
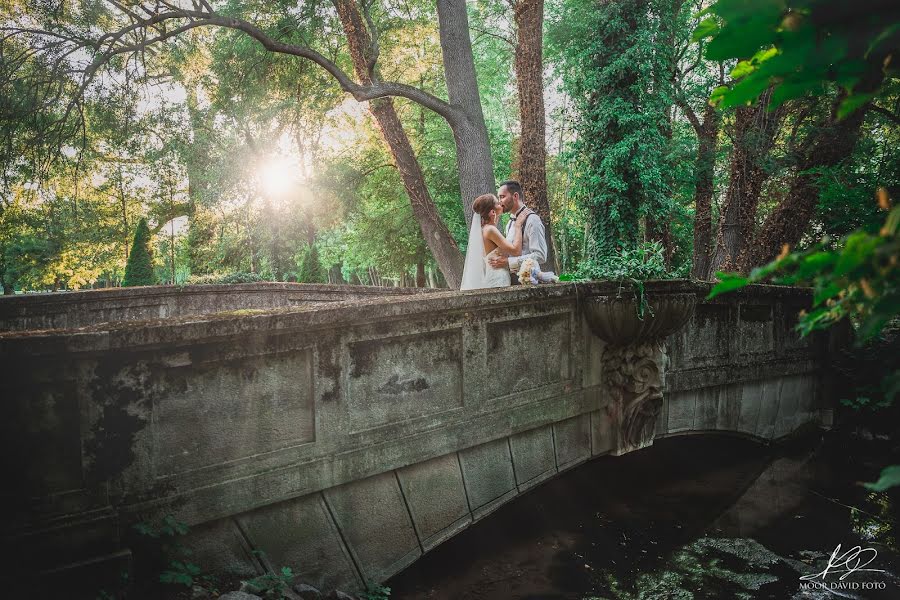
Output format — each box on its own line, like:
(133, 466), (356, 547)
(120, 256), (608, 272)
(460, 180), (557, 290)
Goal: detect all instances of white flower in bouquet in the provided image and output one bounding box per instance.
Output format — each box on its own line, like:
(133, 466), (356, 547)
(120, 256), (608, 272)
(518, 259), (538, 285)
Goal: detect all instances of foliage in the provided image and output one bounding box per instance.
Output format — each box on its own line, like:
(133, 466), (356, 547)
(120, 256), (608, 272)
(184, 272), (266, 285)
(363, 583), (392, 600)
(577, 240), (675, 283)
(709, 194), (898, 341)
(694, 0), (900, 114)
(297, 243), (326, 283)
(131, 515), (219, 596)
(865, 465), (900, 492)
(123, 218), (156, 287)
(241, 565), (296, 599)
(577, 241), (684, 318)
(550, 0), (680, 263)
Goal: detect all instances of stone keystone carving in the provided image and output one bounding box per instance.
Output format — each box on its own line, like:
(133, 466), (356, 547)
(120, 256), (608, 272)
(602, 341), (667, 455)
(582, 284), (697, 456)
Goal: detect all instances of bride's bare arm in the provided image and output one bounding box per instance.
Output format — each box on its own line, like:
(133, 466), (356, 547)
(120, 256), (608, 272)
(484, 212), (530, 256)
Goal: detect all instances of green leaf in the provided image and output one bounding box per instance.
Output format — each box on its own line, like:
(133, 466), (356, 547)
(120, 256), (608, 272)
(884, 206), (900, 236)
(796, 251), (837, 278)
(833, 232), (879, 277)
(837, 93), (876, 120)
(867, 23), (900, 58)
(717, 74), (772, 108)
(706, 24), (776, 62)
(707, 274), (750, 299)
(729, 59), (757, 79)
(770, 80), (818, 108)
(692, 17), (720, 42)
(813, 281), (843, 305)
(863, 465), (900, 491)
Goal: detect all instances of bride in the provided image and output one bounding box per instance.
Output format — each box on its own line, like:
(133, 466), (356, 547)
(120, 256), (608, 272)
(460, 193), (531, 290)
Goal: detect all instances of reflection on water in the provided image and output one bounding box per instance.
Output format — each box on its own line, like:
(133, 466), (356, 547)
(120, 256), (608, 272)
(387, 432), (900, 599)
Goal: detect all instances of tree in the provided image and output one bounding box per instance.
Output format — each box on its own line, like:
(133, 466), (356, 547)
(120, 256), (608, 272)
(513, 0), (558, 270)
(332, 0), (464, 287)
(706, 90), (788, 277)
(3, 0), (514, 288)
(297, 243), (325, 283)
(695, 0), (899, 272)
(551, 0), (677, 265)
(123, 218), (156, 287)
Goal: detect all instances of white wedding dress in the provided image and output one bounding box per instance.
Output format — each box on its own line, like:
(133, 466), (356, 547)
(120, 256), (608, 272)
(482, 248), (512, 287)
(460, 214), (511, 290)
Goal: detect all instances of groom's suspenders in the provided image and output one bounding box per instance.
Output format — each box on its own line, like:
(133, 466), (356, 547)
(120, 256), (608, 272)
(507, 211), (537, 236)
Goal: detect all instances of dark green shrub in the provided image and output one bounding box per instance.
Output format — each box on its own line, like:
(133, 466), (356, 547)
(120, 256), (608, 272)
(123, 218), (156, 287)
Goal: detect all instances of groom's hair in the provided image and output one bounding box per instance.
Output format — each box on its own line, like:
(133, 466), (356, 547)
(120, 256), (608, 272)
(499, 180), (522, 198)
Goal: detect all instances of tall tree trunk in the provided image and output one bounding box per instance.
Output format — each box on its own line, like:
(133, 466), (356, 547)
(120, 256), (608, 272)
(686, 102), (719, 280)
(436, 0), (497, 225)
(743, 93), (870, 269)
(416, 260), (426, 287)
(334, 0), (463, 288)
(513, 0), (557, 270)
(646, 215), (674, 267)
(117, 167), (129, 262)
(707, 92), (785, 278)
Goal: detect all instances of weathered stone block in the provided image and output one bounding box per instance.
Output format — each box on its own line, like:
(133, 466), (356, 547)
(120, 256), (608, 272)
(347, 329), (463, 433)
(693, 387), (722, 431)
(755, 379), (783, 440)
(590, 408), (615, 455)
(458, 438), (517, 518)
(397, 453), (471, 551)
(236, 493), (360, 592)
(716, 384), (742, 431)
(670, 303), (730, 369)
(153, 349), (315, 476)
(666, 391), (696, 433)
(737, 304), (774, 357)
(323, 472), (420, 583)
(184, 517), (261, 580)
(484, 312), (571, 399)
(737, 381), (765, 435)
(510, 425), (556, 490)
(553, 415), (591, 471)
(774, 375), (804, 438)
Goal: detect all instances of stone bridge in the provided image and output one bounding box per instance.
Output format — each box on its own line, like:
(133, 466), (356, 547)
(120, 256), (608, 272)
(0, 281), (842, 596)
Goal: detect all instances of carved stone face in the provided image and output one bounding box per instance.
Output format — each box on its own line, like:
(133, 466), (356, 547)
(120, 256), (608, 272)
(603, 342), (666, 454)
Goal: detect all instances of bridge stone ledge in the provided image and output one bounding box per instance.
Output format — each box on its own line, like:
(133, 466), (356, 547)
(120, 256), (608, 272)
(0, 281), (845, 596)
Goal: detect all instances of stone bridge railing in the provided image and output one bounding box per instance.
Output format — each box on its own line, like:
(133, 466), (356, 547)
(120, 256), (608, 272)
(0, 281), (840, 596)
(0, 282), (434, 332)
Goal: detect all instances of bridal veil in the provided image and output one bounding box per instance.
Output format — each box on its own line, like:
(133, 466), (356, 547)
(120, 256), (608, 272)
(459, 213), (485, 290)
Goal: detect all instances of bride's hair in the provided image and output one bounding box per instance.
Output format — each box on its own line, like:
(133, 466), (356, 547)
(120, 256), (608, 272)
(473, 194), (499, 223)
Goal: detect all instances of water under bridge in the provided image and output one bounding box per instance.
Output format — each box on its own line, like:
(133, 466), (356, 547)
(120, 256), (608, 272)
(0, 281), (845, 596)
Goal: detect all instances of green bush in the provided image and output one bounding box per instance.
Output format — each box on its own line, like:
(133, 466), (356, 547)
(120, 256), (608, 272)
(576, 241), (682, 282)
(297, 243), (325, 283)
(123, 218), (156, 287)
(185, 272), (265, 285)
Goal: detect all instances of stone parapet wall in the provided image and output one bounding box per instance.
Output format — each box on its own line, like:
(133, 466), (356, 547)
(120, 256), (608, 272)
(0, 281), (836, 596)
(0, 282), (434, 332)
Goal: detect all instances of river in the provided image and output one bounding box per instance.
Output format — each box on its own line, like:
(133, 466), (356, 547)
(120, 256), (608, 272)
(387, 428), (900, 599)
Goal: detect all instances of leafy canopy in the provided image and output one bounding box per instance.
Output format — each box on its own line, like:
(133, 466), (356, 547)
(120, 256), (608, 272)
(694, 0), (900, 114)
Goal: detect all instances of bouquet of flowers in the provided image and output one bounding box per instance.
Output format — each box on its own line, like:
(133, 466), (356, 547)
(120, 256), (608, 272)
(518, 258), (560, 285)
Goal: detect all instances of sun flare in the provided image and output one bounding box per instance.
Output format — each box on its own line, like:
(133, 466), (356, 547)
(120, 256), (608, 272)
(259, 156), (297, 198)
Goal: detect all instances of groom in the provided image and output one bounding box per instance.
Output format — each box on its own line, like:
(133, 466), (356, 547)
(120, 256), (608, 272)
(488, 180), (548, 284)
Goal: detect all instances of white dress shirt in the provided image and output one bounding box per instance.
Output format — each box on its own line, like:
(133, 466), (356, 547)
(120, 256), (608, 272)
(505, 205), (548, 271)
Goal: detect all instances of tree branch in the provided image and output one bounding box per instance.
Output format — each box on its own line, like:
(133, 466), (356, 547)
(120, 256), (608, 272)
(871, 104), (900, 126)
